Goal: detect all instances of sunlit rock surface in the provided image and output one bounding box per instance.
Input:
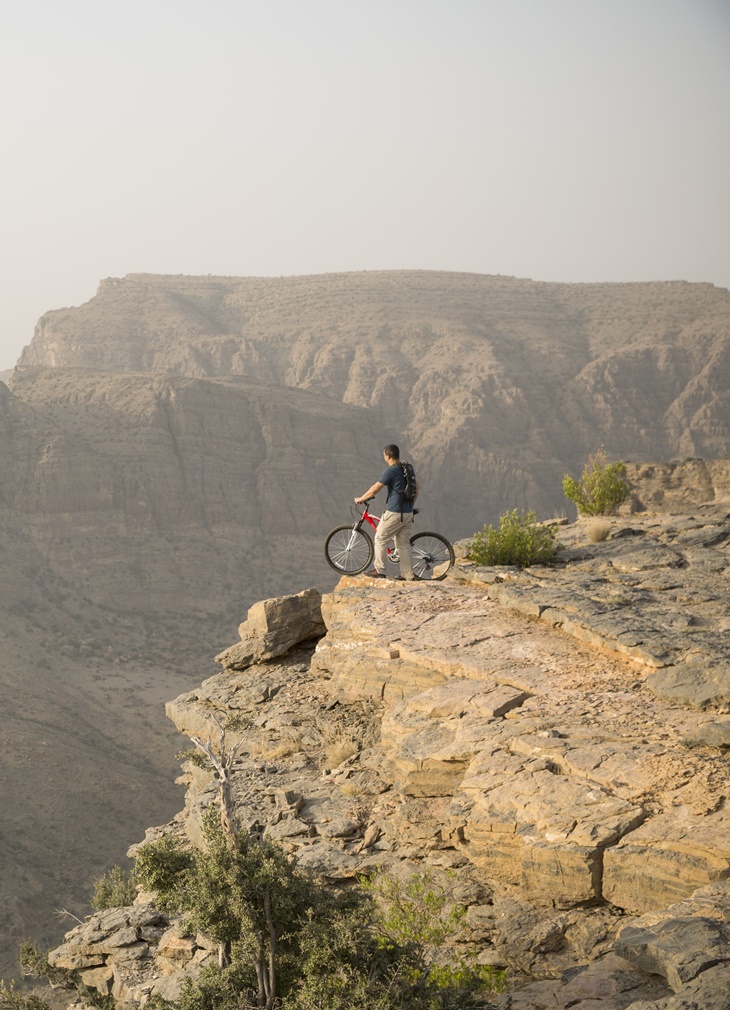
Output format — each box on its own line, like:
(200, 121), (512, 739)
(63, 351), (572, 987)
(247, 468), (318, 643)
(50, 505), (730, 1008)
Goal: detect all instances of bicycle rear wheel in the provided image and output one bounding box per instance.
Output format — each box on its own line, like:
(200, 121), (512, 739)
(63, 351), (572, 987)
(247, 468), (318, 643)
(324, 525), (374, 575)
(410, 532), (455, 581)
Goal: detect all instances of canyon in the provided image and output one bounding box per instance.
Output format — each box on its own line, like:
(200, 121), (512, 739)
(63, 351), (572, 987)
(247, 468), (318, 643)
(1, 270), (729, 998)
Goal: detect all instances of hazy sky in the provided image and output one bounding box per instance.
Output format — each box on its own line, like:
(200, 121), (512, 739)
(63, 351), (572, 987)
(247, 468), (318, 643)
(2, 0), (728, 370)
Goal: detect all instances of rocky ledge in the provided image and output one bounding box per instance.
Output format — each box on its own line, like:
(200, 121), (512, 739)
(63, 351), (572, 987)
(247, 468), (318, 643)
(455, 502), (730, 712)
(50, 507), (730, 1009)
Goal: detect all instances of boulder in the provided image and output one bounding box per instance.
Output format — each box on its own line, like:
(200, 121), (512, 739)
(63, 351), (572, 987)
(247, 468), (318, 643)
(683, 719), (730, 748)
(624, 963), (730, 1009)
(613, 883), (730, 1008)
(603, 811), (730, 913)
(215, 588), (325, 670)
(616, 917), (730, 991)
(647, 661), (730, 710)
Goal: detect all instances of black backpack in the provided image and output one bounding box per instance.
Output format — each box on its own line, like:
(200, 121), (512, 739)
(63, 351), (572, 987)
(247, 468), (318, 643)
(400, 461), (417, 502)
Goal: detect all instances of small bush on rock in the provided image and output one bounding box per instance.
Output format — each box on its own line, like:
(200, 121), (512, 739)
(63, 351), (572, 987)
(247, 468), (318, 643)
(16, 942), (100, 1009)
(467, 509), (560, 567)
(17, 942), (71, 989)
(17, 943), (51, 981)
(563, 450), (630, 516)
(91, 865), (137, 911)
(0, 980), (50, 1010)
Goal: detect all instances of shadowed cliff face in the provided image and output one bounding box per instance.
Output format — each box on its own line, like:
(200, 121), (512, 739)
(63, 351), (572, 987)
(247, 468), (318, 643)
(2, 369), (387, 622)
(0, 370), (386, 980)
(15, 271), (730, 534)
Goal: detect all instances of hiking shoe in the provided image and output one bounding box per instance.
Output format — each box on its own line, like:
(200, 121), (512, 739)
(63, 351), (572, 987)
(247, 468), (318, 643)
(367, 570), (386, 579)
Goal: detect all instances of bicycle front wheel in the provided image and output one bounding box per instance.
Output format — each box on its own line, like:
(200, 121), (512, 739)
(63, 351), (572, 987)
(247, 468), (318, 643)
(324, 525), (374, 575)
(410, 532), (455, 581)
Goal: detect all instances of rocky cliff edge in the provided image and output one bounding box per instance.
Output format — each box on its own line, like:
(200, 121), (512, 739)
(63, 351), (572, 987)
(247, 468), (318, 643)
(50, 505), (730, 1009)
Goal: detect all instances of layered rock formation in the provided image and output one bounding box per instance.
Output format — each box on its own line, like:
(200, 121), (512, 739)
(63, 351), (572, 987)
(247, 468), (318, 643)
(49, 504), (730, 1009)
(625, 458), (730, 515)
(0, 369), (382, 976)
(1, 368), (383, 624)
(6, 270), (730, 993)
(14, 271), (730, 532)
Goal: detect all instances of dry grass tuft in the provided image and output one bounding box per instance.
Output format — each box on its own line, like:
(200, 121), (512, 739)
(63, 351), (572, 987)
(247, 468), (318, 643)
(247, 727), (304, 760)
(325, 737), (359, 771)
(340, 780), (369, 797)
(586, 520), (612, 543)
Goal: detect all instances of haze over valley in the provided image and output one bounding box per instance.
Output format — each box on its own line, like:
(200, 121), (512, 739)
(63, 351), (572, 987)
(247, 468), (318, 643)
(1, 269), (730, 978)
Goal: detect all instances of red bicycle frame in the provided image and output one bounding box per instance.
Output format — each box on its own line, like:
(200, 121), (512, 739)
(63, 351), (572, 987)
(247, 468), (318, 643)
(358, 501), (382, 535)
(356, 501), (408, 560)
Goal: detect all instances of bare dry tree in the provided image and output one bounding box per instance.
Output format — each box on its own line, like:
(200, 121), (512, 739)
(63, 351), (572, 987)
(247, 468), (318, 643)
(188, 715), (246, 968)
(190, 714), (245, 847)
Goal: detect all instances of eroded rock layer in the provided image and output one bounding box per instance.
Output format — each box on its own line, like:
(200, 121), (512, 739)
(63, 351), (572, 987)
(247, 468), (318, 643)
(14, 271), (730, 532)
(49, 507), (730, 1009)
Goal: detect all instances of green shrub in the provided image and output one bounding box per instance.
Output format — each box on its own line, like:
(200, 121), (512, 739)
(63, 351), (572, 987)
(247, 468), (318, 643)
(363, 869), (465, 955)
(0, 980), (51, 1010)
(280, 896), (409, 1010)
(73, 984), (116, 1010)
(135, 811), (313, 998)
(134, 834), (194, 908)
(17, 942), (71, 989)
(162, 963), (256, 1010)
(135, 817), (507, 1010)
(17, 943), (50, 980)
(361, 869), (507, 1008)
(467, 509), (560, 567)
(563, 450), (630, 515)
(91, 865), (138, 911)
(13, 943), (77, 1008)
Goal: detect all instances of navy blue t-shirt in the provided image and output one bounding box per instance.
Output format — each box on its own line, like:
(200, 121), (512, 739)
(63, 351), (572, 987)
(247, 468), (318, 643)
(379, 463), (413, 513)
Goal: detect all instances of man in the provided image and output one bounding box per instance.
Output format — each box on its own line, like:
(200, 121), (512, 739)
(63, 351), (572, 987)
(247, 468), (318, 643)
(355, 444), (418, 580)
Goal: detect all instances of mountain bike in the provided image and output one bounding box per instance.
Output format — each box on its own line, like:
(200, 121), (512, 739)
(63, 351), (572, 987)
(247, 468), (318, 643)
(324, 501), (455, 580)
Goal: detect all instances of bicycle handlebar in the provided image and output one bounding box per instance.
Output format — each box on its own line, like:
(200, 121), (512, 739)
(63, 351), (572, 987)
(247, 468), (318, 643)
(350, 500), (377, 524)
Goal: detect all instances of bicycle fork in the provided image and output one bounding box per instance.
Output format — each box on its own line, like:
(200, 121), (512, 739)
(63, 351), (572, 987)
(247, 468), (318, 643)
(346, 521), (366, 553)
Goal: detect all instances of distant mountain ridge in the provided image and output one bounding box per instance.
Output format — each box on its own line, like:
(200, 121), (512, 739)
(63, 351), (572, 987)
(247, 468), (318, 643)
(17, 270), (730, 534)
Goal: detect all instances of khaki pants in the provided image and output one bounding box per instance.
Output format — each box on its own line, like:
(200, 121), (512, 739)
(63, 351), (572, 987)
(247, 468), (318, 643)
(374, 510), (414, 579)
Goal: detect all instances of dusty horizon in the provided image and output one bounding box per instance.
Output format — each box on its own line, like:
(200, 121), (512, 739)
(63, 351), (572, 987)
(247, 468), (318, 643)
(2, 0), (728, 371)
